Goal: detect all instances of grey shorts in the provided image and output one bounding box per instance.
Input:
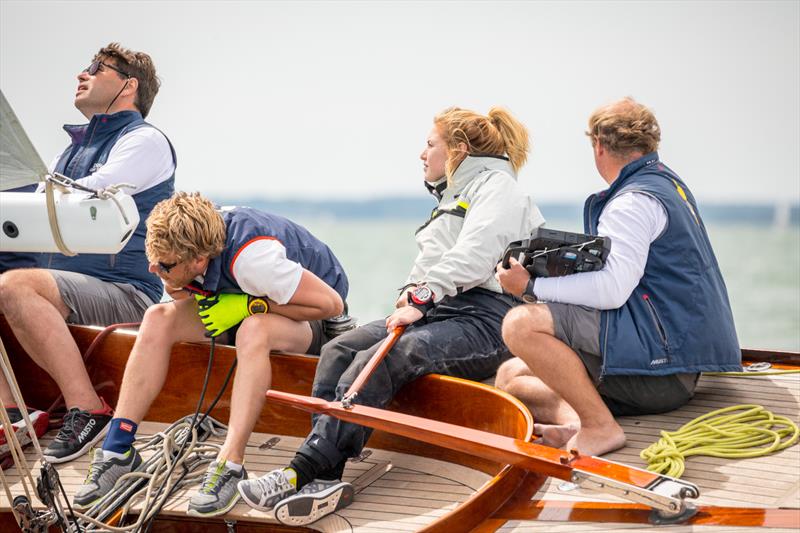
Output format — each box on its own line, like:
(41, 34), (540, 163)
(547, 302), (699, 416)
(51, 269), (154, 326)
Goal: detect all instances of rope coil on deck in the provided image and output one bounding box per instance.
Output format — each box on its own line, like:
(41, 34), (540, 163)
(641, 404), (800, 478)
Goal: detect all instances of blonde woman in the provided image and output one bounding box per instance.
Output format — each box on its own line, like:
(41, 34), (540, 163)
(237, 107), (545, 525)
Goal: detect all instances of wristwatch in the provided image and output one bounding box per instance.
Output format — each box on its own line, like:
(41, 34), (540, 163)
(247, 296), (270, 314)
(521, 278), (538, 304)
(407, 285), (435, 314)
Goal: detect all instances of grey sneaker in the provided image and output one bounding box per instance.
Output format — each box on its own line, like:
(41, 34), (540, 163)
(274, 479), (354, 526)
(73, 447), (142, 509)
(237, 468), (297, 511)
(187, 460), (247, 517)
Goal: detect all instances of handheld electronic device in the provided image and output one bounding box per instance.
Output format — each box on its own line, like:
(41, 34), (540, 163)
(501, 227), (611, 278)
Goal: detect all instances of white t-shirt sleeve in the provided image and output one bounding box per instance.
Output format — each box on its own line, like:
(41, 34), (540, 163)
(46, 127), (174, 193)
(533, 192), (667, 309)
(229, 238), (303, 305)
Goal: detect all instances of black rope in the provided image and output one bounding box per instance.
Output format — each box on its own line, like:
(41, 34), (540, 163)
(55, 464), (83, 532)
(136, 337), (216, 532)
(139, 339), (238, 532)
(140, 355), (238, 532)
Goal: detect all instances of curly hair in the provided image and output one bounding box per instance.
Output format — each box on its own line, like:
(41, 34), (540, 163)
(95, 42), (160, 118)
(433, 106), (530, 178)
(145, 192), (226, 263)
(587, 97), (660, 157)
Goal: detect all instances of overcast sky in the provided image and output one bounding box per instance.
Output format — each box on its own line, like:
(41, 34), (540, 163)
(1, 1), (798, 204)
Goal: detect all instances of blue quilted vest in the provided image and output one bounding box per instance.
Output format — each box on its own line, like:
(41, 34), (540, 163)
(188, 207), (349, 302)
(39, 111), (175, 304)
(585, 153), (741, 376)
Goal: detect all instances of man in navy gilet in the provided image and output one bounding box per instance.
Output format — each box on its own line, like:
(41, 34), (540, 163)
(495, 97), (740, 457)
(74, 192), (348, 517)
(0, 43), (176, 463)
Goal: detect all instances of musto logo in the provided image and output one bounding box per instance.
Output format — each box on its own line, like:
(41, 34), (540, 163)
(79, 419), (97, 443)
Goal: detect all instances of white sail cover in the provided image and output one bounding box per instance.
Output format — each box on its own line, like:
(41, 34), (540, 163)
(0, 89), (48, 191)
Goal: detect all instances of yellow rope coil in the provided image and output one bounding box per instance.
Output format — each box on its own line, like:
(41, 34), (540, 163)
(640, 404), (799, 478)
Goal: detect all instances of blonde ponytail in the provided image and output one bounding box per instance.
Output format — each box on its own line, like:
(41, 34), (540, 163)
(434, 106), (531, 178)
(487, 107), (529, 172)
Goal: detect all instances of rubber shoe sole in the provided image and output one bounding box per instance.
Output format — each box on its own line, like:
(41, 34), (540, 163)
(43, 421), (110, 464)
(0, 410), (49, 454)
(71, 495), (103, 511)
(275, 481), (354, 526)
(186, 492), (241, 518)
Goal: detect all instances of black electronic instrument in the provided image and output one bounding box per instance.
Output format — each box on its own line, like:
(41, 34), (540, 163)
(501, 228), (611, 278)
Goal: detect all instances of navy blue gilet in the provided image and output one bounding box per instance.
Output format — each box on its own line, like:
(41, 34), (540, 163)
(39, 111), (176, 304)
(190, 207), (349, 302)
(584, 153), (741, 376)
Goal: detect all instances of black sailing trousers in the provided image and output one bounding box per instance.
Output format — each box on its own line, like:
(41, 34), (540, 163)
(290, 288), (515, 483)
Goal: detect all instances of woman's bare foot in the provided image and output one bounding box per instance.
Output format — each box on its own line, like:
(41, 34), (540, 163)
(533, 423), (579, 448)
(565, 420), (626, 456)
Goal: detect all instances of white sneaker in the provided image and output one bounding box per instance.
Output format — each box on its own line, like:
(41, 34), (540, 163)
(237, 468), (296, 511)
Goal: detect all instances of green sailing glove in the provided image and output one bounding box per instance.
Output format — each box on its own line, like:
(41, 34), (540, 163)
(194, 293), (270, 337)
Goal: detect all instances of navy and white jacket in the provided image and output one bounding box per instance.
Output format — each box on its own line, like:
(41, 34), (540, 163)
(585, 153), (741, 376)
(39, 111), (175, 304)
(186, 207), (349, 304)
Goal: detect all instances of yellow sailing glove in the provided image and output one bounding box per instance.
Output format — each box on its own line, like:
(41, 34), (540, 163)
(194, 293), (270, 337)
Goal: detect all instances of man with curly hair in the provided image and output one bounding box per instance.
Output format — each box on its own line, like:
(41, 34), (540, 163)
(495, 97), (740, 457)
(74, 192), (348, 517)
(0, 43), (175, 463)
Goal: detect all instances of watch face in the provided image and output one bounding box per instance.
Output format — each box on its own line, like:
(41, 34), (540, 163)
(412, 286), (433, 303)
(248, 298), (268, 314)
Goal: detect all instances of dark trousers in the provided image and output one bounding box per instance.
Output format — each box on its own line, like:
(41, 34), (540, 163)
(291, 288), (515, 482)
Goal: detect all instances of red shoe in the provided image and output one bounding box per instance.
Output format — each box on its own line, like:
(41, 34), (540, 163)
(0, 408), (50, 455)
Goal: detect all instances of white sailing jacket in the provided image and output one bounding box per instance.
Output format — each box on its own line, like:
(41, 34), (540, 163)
(406, 155), (545, 302)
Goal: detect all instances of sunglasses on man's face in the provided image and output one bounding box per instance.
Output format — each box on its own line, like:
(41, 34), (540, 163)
(157, 261), (178, 274)
(84, 60), (130, 78)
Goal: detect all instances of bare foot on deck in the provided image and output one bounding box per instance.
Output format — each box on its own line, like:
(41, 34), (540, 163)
(533, 423), (579, 448)
(565, 420), (626, 456)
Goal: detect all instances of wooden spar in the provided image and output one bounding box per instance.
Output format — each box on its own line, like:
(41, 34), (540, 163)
(343, 326), (404, 403)
(265, 389), (664, 488)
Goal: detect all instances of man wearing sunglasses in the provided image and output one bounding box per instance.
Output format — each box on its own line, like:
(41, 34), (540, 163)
(0, 43), (176, 464)
(74, 192), (349, 517)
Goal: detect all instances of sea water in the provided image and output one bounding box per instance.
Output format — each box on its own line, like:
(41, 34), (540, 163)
(293, 216), (800, 352)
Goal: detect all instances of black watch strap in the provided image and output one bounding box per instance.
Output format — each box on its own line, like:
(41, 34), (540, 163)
(522, 278), (537, 304)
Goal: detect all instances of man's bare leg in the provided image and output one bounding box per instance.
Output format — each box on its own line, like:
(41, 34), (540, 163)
(496, 357), (580, 447)
(0, 269), (101, 410)
(114, 298), (208, 423)
(502, 304), (625, 456)
(217, 314), (312, 464)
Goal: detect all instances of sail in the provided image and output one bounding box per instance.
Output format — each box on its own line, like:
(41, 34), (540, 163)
(0, 89), (49, 191)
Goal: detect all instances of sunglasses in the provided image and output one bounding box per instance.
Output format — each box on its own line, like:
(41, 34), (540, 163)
(157, 261), (178, 274)
(84, 60), (130, 78)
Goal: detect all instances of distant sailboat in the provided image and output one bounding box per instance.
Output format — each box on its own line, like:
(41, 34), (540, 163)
(773, 201), (792, 230)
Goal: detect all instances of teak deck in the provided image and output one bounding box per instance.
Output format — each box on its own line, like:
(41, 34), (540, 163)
(1, 422), (492, 532)
(485, 370), (800, 532)
(1, 318), (799, 531)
